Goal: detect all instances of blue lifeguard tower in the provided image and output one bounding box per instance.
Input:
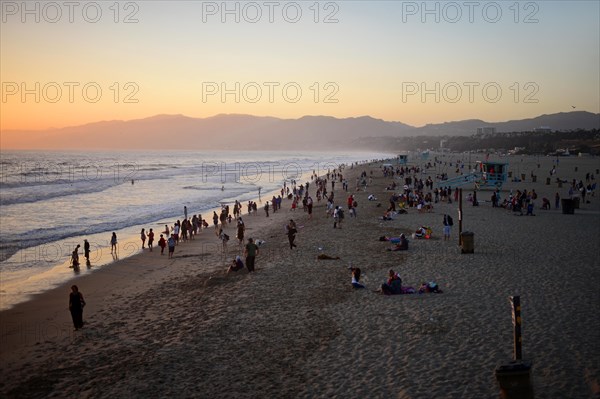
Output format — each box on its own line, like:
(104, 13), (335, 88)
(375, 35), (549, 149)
(476, 161), (508, 188)
(398, 154), (408, 165)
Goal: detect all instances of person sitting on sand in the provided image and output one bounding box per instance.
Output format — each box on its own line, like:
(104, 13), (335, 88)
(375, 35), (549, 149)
(380, 269), (402, 295)
(228, 255), (245, 273)
(414, 226), (431, 239)
(380, 211), (393, 221)
(541, 197), (551, 210)
(387, 234), (408, 251)
(350, 267), (364, 289)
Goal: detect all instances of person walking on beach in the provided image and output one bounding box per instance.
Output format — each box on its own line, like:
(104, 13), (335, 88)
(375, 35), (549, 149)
(167, 236), (175, 259)
(213, 212), (219, 231)
(140, 228), (146, 249)
(110, 232), (117, 254)
(184, 205), (188, 220)
(83, 239), (91, 262)
(158, 234), (166, 255)
(245, 238), (259, 272)
(69, 285), (86, 330)
(287, 219), (298, 249)
(218, 228), (229, 253)
(147, 228), (154, 251)
(237, 217), (245, 246)
(264, 201), (270, 217)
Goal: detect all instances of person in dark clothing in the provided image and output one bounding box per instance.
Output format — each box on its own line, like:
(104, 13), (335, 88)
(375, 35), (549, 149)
(286, 219), (298, 249)
(69, 285), (86, 330)
(245, 238), (259, 272)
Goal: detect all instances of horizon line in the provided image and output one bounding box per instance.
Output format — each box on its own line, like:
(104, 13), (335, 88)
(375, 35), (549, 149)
(2, 110), (597, 133)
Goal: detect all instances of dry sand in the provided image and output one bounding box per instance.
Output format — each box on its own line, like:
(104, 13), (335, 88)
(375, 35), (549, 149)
(1, 154), (599, 398)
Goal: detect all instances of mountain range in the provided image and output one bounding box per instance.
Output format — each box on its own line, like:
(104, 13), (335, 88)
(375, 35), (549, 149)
(2, 111), (598, 151)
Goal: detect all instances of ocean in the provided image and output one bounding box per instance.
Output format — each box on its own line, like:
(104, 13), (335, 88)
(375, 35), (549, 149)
(0, 149), (391, 309)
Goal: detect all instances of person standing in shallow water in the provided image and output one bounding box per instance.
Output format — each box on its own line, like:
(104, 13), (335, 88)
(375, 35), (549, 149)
(83, 239), (90, 262)
(140, 228), (146, 249)
(110, 232), (117, 254)
(69, 285), (86, 330)
(147, 228), (154, 251)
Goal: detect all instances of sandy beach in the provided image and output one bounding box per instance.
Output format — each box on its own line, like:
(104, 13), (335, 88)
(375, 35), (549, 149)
(1, 154), (599, 398)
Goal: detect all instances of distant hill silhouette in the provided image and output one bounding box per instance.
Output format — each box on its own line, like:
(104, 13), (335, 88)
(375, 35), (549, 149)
(2, 111), (598, 150)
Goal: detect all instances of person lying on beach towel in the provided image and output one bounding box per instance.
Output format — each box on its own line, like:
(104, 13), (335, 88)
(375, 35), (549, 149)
(418, 281), (443, 294)
(380, 211), (394, 221)
(317, 254), (340, 260)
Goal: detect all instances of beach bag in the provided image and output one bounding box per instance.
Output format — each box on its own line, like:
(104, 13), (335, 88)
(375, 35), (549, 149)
(338, 209), (344, 219)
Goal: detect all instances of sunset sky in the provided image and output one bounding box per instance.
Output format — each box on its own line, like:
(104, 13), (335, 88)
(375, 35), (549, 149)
(1, 1), (599, 132)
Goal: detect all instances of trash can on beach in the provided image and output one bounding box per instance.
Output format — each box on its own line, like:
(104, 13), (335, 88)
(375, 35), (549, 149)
(461, 231), (474, 254)
(561, 199), (575, 214)
(532, 176), (537, 183)
(546, 177), (550, 185)
(573, 197), (580, 209)
(495, 361), (534, 399)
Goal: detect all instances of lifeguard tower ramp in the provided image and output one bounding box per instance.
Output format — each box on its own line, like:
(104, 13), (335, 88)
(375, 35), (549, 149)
(437, 161), (508, 190)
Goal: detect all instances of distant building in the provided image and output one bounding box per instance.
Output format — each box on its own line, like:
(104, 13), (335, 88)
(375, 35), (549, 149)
(533, 126), (552, 133)
(476, 127), (496, 137)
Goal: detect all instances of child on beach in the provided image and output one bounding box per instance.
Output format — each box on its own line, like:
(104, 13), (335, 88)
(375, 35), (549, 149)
(167, 236), (175, 258)
(228, 255), (245, 273)
(158, 234), (166, 255)
(351, 267), (365, 289)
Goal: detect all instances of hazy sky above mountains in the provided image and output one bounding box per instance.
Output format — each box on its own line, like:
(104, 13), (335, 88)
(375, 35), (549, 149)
(2, 1), (599, 134)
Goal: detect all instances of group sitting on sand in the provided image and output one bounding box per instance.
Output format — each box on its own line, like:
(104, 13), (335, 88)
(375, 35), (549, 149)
(350, 268), (443, 295)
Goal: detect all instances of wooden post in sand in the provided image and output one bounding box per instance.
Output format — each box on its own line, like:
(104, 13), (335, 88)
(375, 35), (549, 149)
(495, 295), (533, 398)
(510, 296), (523, 360)
(458, 188), (463, 246)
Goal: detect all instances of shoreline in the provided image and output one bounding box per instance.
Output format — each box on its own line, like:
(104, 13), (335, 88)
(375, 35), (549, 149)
(0, 154), (389, 310)
(1, 153), (598, 398)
